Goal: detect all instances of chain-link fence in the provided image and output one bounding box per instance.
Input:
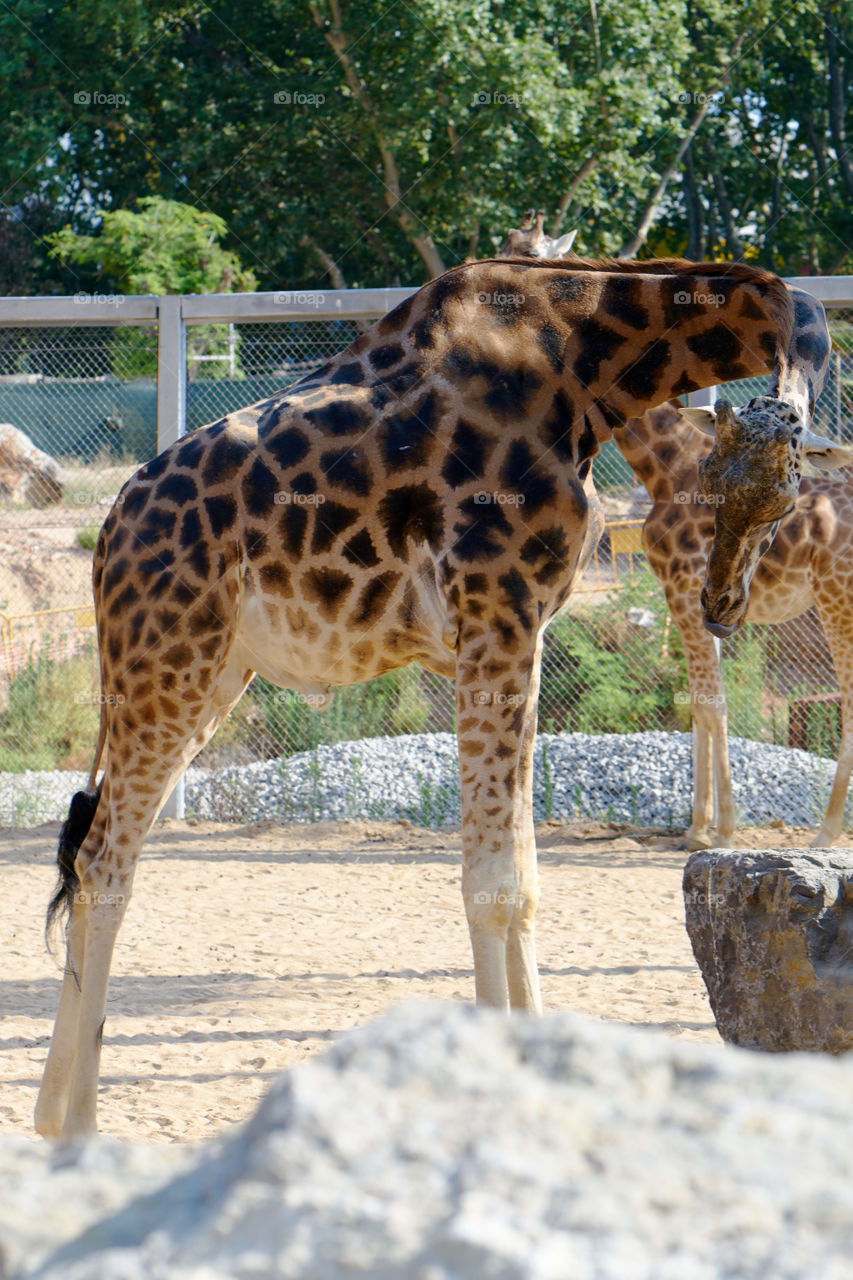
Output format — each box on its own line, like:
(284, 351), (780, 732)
(0, 290), (850, 827)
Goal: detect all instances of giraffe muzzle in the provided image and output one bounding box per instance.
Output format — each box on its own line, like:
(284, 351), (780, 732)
(703, 618), (738, 640)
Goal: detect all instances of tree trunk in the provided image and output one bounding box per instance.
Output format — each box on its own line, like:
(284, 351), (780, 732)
(712, 167), (745, 260)
(618, 98), (711, 258)
(683, 144), (705, 260)
(300, 235), (347, 290)
(310, 1), (446, 279)
(826, 15), (853, 199)
(551, 157), (598, 234)
(762, 125), (794, 262)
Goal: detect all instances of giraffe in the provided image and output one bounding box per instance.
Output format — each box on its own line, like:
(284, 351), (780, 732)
(36, 254), (847, 1140)
(497, 227), (849, 843)
(614, 390), (853, 849)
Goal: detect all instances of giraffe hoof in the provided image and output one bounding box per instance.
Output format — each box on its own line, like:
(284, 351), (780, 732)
(684, 830), (712, 852)
(810, 830), (839, 849)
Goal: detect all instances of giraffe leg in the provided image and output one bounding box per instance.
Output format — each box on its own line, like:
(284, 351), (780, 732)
(456, 631), (544, 1013)
(709, 706), (735, 846)
(34, 895), (90, 1137)
(36, 649), (253, 1140)
(506, 639), (544, 1013)
(809, 610), (853, 847)
(673, 608), (734, 851)
(685, 718), (714, 851)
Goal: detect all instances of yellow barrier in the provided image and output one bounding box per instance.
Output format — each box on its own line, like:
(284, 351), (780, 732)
(0, 604), (96, 673)
(580, 518), (647, 592)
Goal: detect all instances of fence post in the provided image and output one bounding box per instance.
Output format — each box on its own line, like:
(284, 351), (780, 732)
(157, 295), (187, 821)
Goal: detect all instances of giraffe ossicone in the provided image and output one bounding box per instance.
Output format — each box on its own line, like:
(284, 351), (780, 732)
(36, 251), (828, 1139)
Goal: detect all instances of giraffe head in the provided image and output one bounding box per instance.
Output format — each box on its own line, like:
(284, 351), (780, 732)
(498, 209), (577, 259)
(683, 395), (853, 637)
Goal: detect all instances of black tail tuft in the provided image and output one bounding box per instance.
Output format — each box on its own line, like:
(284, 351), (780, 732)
(46, 786), (102, 939)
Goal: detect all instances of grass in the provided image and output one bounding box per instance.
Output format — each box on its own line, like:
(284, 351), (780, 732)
(0, 647), (100, 771)
(74, 524), (101, 551)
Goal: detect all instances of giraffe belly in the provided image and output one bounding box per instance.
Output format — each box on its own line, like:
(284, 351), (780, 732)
(235, 581), (457, 693)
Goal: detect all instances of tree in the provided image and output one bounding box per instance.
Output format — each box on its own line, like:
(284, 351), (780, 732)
(47, 197), (256, 377)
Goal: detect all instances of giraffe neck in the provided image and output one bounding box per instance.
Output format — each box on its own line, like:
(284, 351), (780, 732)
(764, 288), (831, 425)
(612, 404), (709, 503)
(512, 257), (793, 421)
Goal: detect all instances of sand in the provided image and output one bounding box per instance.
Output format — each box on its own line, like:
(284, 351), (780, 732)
(2, 816), (850, 1145)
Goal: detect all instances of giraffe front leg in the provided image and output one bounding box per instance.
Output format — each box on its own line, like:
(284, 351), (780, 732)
(456, 633), (544, 1013)
(685, 718), (714, 851)
(810, 615), (853, 847)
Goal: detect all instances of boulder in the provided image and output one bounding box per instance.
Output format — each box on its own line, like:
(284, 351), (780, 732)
(0, 423), (63, 507)
(5, 1001), (853, 1279)
(684, 848), (853, 1052)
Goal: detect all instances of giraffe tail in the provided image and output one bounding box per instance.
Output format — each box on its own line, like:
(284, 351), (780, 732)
(45, 702), (107, 940)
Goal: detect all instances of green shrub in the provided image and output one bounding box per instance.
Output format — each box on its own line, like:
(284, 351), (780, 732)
(74, 524), (101, 551)
(541, 567), (688, 734)
(0, 647), (100, 771)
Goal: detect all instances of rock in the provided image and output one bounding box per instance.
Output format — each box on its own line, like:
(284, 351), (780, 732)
(0, 423), (63, 507)
(683, 848), (853, 1052)
(6, 1002), (853, 1279)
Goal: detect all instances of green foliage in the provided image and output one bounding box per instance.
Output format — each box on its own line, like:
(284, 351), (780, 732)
(233, 665), (439, 761)
(542, 568), (688, 734)
(5, 0), (843, 294)
(74, 524), (100, 551)
(0, 650), (100, 771)
(719, 625), (770, 741)
(47, 197), (257, 296)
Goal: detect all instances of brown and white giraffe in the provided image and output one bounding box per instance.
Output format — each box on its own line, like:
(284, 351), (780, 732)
(616, 389), (853, 850)
(499, 226), (849, 843)
(36, 254), (848, 1139)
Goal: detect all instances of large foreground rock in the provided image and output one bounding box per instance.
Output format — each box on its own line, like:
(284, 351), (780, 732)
(4, 1003), (853, 1279)
(684, 848), (853, 1052)
(0, 423), (63, 507)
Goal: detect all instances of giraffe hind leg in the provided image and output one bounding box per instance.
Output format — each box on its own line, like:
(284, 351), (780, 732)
(36, 648), (253, 1140)
(34, 788), (105, 1138)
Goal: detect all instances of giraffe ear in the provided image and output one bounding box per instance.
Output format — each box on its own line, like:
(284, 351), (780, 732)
(800, 428), (853, 472)
(679, 407), (717, 437)
(551, 230), (578, 256)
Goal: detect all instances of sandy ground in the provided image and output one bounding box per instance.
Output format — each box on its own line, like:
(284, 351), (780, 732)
(2, 816), (851, 1146)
